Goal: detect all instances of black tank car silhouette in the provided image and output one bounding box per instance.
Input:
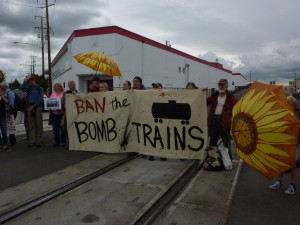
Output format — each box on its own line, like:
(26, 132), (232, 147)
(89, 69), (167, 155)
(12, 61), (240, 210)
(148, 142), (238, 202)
(151, 100), (191, 125)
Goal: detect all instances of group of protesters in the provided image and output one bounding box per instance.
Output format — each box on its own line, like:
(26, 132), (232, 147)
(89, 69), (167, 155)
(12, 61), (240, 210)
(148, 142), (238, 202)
(0, 75), (237, 158)
(1, 75), (298, 195)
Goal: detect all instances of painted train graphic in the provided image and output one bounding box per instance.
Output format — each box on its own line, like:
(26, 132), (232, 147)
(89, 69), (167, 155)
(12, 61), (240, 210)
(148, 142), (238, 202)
(151, 100), (191, 124)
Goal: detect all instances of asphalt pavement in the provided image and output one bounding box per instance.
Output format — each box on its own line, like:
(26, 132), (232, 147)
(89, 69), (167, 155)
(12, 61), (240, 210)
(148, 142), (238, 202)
(1, 119), (300, 224)
(227, 162), (300, 225)
(0, 121), (99, 191)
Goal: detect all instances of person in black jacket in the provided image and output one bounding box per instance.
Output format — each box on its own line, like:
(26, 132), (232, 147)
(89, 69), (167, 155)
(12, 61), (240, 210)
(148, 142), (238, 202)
(0, 88), (9, 151)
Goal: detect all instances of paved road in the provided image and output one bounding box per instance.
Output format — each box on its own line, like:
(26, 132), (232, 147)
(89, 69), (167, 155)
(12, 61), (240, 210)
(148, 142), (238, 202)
(227, 162), (300, 225)
(1, 118), (300, 224)
(0, 126), (99, 191)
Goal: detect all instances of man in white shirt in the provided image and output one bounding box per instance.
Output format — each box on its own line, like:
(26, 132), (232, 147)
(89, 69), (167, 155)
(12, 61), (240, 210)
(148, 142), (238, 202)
(207, 79), (236, 159)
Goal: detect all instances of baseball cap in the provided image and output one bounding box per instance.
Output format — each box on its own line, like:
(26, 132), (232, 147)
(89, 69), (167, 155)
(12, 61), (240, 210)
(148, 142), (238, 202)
(152, 83), (162, 88)
(218, 79), (228, 85)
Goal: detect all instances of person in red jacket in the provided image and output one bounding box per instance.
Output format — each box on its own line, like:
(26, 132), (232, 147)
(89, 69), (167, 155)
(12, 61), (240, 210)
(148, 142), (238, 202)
(207, 79), (236, 159)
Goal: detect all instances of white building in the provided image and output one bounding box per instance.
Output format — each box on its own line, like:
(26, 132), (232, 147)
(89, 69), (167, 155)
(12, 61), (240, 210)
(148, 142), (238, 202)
(52, 26), (247, 92)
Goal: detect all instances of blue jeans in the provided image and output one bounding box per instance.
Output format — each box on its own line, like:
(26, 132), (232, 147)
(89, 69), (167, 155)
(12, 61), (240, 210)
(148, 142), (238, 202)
(52, 113), (66, 145)
(0, 115), (7, 145)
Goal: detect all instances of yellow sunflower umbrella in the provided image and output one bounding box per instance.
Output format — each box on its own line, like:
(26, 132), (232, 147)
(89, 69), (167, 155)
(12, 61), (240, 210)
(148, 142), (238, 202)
(74, 52), (122, 77)
(231, 81), (300, 179)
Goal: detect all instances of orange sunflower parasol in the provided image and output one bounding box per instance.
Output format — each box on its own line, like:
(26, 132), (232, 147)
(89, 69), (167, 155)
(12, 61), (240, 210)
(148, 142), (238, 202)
(231, 81), (300, 179)
(73, 52), (122, 77)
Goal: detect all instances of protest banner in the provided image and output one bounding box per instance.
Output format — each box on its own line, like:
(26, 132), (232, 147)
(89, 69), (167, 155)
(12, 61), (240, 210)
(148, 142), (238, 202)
(66, 89), (207, 159)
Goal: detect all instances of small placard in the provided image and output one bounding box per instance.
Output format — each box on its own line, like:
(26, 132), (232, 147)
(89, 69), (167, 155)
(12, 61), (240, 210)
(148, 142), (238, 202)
(44, 98), (61, 110)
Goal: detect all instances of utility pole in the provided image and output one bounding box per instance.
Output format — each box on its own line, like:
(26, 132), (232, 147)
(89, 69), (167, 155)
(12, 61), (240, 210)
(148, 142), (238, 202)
(30, 56), (36, 74)
(295, 73), (297, 92)
(45, 0), (52, 94)
(35, 16), (46, 77)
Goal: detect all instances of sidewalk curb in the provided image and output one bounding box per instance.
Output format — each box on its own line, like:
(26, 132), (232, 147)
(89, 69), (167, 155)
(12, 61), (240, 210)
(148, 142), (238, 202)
(219, 159), (243, 225)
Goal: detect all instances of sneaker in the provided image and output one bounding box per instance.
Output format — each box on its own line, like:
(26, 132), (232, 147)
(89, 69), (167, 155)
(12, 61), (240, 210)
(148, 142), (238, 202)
(284, 184), (297, 195)
(269, 181), (283, 190)
(2, 147), (12, 152)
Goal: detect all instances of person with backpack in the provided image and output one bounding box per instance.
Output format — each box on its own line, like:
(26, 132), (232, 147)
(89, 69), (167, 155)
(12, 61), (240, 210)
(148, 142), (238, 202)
(21, 75), (44, 147)
(0, 82), (16, 146)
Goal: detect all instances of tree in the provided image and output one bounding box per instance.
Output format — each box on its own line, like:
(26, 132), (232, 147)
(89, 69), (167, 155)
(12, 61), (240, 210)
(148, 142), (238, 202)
(0, 70), (6, 83)
(32, 74), (49, 96)
(9, 79), (21, 90)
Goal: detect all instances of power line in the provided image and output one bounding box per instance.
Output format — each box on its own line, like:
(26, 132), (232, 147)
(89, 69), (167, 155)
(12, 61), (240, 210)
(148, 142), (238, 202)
(0, 0), (37, 8)
(11, 0), (38, 4)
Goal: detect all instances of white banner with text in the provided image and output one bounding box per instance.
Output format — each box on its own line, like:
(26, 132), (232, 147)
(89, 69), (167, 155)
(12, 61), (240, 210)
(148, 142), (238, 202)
(66, 89), (208, 159)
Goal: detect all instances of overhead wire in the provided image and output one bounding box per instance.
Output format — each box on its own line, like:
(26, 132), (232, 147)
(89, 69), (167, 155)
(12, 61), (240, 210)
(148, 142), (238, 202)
(0, 0), (37, 8)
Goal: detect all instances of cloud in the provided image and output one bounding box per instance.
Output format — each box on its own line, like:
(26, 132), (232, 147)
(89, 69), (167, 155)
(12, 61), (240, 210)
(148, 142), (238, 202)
(1, 0), (300, 84)
(235, 38), (300, 81)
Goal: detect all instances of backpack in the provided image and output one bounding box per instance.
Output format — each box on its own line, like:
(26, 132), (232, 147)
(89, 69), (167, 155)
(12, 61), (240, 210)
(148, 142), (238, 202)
(203, 146), (225, 171)
(7, 90), (23, 112)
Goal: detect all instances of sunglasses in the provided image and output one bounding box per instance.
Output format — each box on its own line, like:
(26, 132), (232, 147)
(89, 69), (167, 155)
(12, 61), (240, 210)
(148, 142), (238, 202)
(218, 83), (225, 86)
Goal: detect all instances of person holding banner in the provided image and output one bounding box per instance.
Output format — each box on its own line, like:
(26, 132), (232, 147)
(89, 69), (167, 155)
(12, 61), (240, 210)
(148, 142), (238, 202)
(66, 80), (78, 94)
(99, 82), (108, 92)
(123, 81), (131, 90)
(89, 77), (101, 92)
(148, 82), (167, 161)
(207, 79), (236, 159)
(186, 82), (198, 89)
(133, 76), (145, 90)
(49, 83), (66, 147)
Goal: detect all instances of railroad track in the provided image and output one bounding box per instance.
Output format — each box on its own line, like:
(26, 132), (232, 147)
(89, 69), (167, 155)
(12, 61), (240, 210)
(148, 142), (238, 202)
(0, 154), (201, 225)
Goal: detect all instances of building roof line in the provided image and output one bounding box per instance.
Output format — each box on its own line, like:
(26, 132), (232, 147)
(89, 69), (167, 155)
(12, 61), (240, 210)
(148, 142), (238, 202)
(233, 73), (247, 80)
(52, 25), (240, 77)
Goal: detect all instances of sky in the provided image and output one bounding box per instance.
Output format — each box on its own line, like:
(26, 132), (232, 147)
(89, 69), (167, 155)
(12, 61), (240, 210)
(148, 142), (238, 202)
(0, 0), (300, 84)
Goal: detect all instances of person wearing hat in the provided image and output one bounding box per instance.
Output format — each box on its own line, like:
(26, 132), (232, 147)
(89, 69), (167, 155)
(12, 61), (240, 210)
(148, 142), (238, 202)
(207, 78), (236, 159)
(152, 83), (162, 89)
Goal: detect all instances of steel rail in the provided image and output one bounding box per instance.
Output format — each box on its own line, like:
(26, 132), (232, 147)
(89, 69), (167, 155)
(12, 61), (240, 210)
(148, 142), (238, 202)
(133, 159), (202, 225)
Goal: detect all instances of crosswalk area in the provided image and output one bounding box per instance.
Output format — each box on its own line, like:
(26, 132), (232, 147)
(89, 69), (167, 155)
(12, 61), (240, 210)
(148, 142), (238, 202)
(14, 112), (52, 136)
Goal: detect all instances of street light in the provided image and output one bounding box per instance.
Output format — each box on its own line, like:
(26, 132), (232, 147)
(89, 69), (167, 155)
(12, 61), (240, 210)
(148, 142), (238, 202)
(295, 73), (297, 92)
(13, 41), (45, 77)
(13, 42), (41, 48)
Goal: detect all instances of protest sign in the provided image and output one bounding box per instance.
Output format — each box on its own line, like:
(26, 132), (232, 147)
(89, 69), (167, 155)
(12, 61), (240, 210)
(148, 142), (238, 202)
(44, 98), (61, 110)
(66, 89), (207, 159)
